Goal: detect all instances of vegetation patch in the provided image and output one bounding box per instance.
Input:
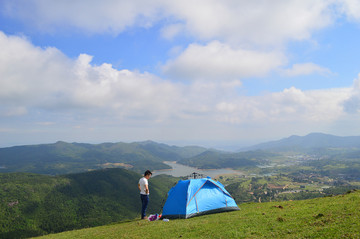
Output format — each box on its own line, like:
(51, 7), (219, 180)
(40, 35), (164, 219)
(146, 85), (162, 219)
(0, 169), (178, 238)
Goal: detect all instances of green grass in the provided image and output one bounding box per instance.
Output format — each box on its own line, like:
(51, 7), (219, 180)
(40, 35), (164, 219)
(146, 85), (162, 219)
(35, 190), (360, 239)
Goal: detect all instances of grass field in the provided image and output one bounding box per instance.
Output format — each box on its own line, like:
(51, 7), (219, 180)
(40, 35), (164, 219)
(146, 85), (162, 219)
(34, 190), (360, 239)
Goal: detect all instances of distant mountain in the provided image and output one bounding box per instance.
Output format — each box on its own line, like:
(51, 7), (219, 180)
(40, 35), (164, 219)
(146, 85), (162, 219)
(7, 133), (360, 176)
(0, 141), (208, 175)
(0, 168), (178, 238)
(242, 133), (360, 152)
(135, 140), (207, 160)
(179, 150), (276, 169)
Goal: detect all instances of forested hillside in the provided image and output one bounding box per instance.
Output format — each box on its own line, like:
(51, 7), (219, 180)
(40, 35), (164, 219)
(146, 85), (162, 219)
(0, 168), (178, 238)
(179, 150), (276, 169)
(0, 141), (207, 175)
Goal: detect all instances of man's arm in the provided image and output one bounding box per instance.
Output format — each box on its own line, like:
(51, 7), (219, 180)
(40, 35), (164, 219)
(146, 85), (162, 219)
(138, 183), (141, 192)
(145, 184), (149, 194)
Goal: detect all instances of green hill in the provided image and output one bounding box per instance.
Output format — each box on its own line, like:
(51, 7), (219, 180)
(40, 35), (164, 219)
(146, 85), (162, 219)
(34, 190), (360, 239)
(0, 140), (268, 175)
(0, 141), (207, 175)
(179, 150), (275, 169)
(0, 168), (178, 238)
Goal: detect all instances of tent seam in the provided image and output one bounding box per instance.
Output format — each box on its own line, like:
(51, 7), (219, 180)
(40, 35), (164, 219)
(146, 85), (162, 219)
(186, 181), (207, 207)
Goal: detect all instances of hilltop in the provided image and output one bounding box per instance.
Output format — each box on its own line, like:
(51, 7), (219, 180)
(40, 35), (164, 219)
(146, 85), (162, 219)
(35, 190), (360, 239)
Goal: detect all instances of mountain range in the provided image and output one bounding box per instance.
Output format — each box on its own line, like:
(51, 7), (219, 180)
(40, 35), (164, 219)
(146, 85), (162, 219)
(1, 132), (360, 175)
(0, 140), (208, 175)
(240, 132), (360, 152)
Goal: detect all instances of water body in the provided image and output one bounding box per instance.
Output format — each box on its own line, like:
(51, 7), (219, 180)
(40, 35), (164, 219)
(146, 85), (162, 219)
(152, 161), (243, 178)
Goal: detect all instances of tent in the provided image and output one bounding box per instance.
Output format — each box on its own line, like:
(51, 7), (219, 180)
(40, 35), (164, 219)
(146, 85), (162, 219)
(162, 177), (239, 219)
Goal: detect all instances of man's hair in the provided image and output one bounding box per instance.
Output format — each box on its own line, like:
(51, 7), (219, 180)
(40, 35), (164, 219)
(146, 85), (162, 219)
(144, 170), (152, 176)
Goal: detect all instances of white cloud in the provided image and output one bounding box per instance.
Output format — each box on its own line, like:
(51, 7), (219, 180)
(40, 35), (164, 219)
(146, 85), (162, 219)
(338, 0), (360, 21)
(2, 0), (360, 146)
(215, 86), (350, 124)
(343, 74), (360, 113)
(1, 0), (349, 86)
(160, 23), (185, 40)
(1, 0), (164, 34)
(2, 0), (339, 46)
(268, 87), (349, 121)
(162, 41), (286, 81)
(0, 31), (181, 122)
(163, 0), (337, 46)
(0, 31), (72, 105)
(0, 31), (355, 128)
(281, 63), (332, 77)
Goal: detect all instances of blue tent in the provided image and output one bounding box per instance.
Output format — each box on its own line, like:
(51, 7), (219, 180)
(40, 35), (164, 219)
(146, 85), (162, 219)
(162, 177), (239, 219)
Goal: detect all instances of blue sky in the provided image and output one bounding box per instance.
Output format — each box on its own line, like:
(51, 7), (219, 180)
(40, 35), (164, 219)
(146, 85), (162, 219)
(1, 0), (360, 150)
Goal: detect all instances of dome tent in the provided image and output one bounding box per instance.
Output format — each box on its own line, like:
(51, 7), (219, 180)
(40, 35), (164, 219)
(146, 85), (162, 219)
(161, 177), (239, 219)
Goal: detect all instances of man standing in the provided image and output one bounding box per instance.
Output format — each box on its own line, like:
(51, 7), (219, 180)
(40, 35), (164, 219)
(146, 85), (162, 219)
(138, 170), (152, 219)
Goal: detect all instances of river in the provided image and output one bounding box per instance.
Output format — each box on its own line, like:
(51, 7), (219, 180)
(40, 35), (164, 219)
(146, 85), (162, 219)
(152, 161), (243, 178)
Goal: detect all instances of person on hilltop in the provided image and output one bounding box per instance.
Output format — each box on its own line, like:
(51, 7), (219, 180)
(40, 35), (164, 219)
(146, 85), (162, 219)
(138, 170), (152, 219)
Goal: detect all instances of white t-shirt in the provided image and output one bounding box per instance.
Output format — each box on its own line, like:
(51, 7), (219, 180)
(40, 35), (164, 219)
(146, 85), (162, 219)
(139, 177), (149, 195)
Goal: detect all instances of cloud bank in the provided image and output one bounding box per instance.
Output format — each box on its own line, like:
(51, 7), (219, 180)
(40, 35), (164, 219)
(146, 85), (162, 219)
(0, 32), (355, 125)
(1, 0), (360, 146)
(1, 0), (339, 44)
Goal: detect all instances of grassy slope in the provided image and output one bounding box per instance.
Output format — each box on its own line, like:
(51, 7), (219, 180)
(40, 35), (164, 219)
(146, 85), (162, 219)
(35, 190), (360, 239)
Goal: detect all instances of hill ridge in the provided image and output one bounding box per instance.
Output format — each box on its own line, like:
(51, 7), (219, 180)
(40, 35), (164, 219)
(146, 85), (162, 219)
(0, 141), (208, 175)
(241, 132), (360, 151)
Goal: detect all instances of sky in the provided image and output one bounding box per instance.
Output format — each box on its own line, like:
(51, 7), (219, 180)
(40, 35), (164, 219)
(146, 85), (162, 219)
(1, 0), (360, 150)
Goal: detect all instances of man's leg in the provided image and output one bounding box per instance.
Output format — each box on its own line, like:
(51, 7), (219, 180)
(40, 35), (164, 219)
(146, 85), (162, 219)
(141, 195), (149, 219)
